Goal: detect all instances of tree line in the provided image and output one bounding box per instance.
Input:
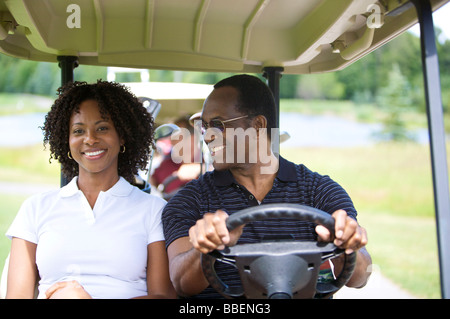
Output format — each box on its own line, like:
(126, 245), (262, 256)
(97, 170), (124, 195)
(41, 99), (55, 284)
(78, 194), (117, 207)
(0, 29), (449, 113)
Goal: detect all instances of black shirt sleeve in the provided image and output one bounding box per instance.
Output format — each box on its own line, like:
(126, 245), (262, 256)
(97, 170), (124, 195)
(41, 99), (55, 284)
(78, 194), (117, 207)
(161, 180), (202, 248)
(313, 174), (358, 221)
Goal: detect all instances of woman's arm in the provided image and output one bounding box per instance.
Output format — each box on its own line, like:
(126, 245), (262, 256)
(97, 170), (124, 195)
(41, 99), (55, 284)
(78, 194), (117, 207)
(6, 238), (38, 298)
(143, 240), (177, 299)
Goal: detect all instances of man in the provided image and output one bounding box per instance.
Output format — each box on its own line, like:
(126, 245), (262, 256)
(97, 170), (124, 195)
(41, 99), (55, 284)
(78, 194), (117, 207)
(151, 115), (202, 199)
(162, 74), (371, 298)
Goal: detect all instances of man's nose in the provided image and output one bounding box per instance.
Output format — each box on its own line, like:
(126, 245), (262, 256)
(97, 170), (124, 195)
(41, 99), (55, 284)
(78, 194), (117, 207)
(202, 128), (219, 145)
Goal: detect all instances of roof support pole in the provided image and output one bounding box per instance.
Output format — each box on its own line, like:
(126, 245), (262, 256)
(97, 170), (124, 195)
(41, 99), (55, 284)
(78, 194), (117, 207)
(412, 0), (450, 299)
(57, 56), (79, 187)
(263, 66), (284, 155)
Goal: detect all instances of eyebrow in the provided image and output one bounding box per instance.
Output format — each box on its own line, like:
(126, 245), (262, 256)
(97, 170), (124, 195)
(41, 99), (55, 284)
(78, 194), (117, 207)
(200, 116), (223, 122)
(71, 119), (109, 127)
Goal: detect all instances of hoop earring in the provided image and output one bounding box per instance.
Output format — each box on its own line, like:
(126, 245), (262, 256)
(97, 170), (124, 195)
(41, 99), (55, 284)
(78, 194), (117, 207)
(68, 151), (73, 160)
(120, 145), (126, 153)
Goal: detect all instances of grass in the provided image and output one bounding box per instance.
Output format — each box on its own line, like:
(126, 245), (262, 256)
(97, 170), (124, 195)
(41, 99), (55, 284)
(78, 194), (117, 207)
(281, 143), (443, 298)
(0, 144), (61, 184)
(0, 93), (53, 116)
(281, 142), (436, 218)
(359, 212), (440, 298)
(0, 194), (29, 269)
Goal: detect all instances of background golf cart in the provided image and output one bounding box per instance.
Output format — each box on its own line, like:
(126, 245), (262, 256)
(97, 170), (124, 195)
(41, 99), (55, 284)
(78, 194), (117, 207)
(106, 66), (215, 196)
(0, 0), (449, 298)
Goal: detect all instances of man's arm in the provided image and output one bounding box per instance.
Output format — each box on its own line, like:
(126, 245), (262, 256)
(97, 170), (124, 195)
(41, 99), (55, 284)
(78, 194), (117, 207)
(167, 237), (209, 297)
(167, 210), (244, 297)
(331, 247), (372, 288)
(316, 209), (372, 288)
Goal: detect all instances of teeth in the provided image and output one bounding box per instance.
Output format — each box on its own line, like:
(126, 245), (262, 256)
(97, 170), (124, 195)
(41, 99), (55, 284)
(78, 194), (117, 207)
(84, 150), (105, 156)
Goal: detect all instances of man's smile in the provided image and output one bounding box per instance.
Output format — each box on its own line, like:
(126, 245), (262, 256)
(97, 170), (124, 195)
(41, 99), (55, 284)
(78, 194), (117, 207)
(209, 145), (225, 155)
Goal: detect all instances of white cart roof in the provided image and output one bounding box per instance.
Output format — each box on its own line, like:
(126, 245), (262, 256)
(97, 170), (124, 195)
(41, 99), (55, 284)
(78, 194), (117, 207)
(0, 0), (448, 74)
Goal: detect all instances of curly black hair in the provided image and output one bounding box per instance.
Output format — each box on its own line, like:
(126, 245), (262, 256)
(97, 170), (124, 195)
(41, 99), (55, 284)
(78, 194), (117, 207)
(42, 80), (155, 184)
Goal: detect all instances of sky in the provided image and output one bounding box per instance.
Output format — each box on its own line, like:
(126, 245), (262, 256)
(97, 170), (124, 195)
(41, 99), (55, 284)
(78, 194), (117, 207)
(409, 2), (450, 42)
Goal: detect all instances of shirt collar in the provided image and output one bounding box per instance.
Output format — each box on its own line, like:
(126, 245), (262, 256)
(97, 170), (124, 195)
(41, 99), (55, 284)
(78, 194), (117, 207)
(213, 156), (297, 186)
(276, 156), (297, 182)
(60, 176), (133, 197)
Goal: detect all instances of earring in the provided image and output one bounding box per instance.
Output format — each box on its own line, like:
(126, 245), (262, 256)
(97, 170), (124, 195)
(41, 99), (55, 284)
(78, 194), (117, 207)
(68, 151), (73, 160)
(120, 145), (126, 153)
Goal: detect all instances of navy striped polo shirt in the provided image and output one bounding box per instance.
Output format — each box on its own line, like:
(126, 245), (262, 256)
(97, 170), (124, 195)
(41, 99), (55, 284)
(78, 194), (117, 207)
(162, 156), (357, 298)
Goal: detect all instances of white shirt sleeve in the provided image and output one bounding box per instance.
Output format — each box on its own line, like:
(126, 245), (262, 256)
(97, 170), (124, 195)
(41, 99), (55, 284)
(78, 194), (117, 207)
(145, 196), (166, 245)
(6, 195), (38, 244)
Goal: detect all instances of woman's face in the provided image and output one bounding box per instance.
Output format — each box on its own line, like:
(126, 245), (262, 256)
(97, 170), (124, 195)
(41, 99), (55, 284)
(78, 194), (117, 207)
(69, 99), (124, 180)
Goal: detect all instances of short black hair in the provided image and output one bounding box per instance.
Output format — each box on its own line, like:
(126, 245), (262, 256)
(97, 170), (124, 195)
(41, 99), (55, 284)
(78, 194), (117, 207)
(42, 80), (155, 183)
(214, 74), (276, 138)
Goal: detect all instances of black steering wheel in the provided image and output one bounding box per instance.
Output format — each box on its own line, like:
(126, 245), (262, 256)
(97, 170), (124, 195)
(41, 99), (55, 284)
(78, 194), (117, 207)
(201, 203), (356, 299)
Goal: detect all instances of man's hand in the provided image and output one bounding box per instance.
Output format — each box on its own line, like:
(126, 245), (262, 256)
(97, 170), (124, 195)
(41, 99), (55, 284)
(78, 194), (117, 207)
(315, 209), (368, 254)
(189, 210), (244, 254)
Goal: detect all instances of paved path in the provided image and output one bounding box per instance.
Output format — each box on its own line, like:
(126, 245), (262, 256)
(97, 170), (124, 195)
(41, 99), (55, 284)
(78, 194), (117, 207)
(335, 265), (417, 299)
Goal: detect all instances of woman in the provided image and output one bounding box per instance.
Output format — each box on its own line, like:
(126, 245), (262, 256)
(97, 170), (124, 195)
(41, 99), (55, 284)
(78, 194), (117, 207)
(6, 80), (176, 299)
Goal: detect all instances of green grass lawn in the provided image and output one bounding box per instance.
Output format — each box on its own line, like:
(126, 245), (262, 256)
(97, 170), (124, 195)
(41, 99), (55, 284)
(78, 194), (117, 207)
(281, 142), (443, 298)
(0, 93), (53, 116)
(0, 194), (28, 269)
(0, 144), (60, 185)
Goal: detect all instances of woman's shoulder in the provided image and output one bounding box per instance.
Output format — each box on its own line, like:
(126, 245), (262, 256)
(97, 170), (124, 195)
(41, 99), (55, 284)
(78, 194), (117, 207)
(22, 187), (62, 206)
(129, 184), (167, 207)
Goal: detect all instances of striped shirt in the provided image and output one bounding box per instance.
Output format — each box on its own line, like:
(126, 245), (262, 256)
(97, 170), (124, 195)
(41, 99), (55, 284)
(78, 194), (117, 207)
(162, 156), (357, 298)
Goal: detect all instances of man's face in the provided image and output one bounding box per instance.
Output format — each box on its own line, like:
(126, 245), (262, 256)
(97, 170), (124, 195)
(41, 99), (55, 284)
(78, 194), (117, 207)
(201, 86), (253, 171)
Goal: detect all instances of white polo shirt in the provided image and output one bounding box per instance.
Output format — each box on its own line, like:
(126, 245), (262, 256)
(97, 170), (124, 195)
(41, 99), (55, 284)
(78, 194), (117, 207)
(6, 177), (166, 299)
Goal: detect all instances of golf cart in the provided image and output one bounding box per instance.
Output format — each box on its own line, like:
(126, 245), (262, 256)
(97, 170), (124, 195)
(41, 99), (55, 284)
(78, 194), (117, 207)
(0, 0), (449, 299)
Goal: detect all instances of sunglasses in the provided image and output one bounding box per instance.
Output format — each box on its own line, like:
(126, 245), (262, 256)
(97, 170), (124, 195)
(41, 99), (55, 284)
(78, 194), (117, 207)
(200, 115), (248, 135)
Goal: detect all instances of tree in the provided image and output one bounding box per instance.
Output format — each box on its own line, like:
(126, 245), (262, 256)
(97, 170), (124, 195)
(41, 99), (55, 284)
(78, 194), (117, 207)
(296, 72), (345, 100)
(375, 64), (416, 141)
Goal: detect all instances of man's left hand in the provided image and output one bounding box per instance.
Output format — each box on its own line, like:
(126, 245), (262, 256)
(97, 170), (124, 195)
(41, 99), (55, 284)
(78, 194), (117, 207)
(315, 209), (368, 254)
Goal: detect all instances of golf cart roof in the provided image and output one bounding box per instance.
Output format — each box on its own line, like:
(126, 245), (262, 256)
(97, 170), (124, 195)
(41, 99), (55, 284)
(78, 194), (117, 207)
(0, 0), (448, 74)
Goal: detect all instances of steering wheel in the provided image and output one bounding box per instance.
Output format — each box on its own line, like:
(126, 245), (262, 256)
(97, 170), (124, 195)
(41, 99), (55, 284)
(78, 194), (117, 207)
(201, 203), (356, 299)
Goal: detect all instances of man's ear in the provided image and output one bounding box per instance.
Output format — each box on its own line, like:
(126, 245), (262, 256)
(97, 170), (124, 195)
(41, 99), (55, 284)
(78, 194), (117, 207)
(252, 115), (268, 133)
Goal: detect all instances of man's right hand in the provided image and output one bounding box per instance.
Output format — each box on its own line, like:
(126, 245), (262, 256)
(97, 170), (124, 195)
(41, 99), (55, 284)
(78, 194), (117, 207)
(188, 210), (244, 254)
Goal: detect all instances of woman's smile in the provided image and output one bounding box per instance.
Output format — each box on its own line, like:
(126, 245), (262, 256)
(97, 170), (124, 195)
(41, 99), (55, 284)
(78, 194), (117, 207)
(82, 149), (106, 159)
